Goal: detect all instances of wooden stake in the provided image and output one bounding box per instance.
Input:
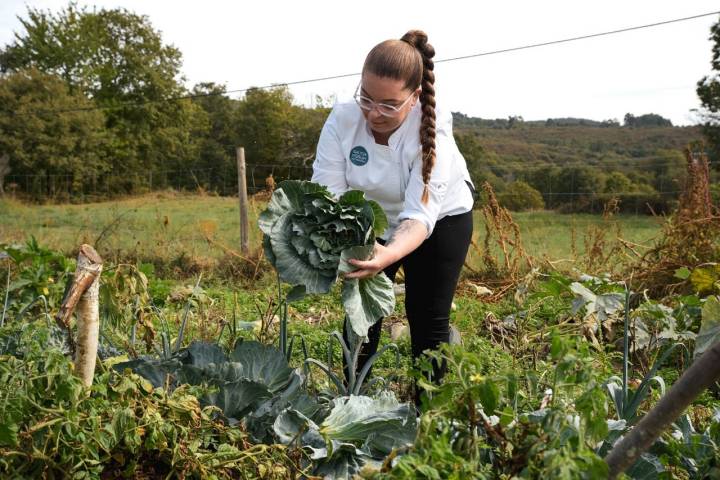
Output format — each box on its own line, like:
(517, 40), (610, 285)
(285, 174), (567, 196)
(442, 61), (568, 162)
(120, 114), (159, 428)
(237, 147), (249, 255)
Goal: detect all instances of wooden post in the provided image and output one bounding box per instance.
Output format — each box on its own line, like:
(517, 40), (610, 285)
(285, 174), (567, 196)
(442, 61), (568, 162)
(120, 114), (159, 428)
(237, 147), (249, 255)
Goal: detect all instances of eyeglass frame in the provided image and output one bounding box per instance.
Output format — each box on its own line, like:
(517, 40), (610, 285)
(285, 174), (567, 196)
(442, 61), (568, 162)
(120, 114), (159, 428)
(353, 83), (418, 117)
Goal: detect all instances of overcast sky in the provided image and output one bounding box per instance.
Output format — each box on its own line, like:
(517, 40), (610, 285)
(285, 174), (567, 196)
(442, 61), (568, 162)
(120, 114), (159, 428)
(1, 1), (718, 126)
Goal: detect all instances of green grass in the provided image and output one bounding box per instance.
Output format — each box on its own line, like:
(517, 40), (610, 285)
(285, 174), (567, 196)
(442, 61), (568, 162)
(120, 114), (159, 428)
(1, 193), (664, 278)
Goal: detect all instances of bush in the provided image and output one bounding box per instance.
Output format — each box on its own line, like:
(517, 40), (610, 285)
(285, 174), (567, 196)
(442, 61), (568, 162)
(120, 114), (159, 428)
(497, 181), (545, 211)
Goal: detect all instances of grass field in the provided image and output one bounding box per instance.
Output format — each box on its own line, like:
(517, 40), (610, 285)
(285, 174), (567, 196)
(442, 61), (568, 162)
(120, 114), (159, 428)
(0, 192), (665, 278)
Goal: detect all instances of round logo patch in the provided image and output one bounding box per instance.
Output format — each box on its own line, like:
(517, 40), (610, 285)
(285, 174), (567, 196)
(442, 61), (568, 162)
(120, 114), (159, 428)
(349, 146), (369, 166)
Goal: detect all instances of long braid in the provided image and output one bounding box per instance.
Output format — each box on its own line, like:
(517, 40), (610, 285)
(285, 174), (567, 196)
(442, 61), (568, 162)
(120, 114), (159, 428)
(401, 30), (436, 204)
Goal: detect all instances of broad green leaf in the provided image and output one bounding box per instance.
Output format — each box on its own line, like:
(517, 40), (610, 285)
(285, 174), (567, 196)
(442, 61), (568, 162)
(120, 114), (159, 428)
(262, 235), (277, 268)
(273, 408), (323, 446)
(313, 446), (370, 480)
(338, 246), (395, 338)
(694, 295), (720, 360)
(248, 388), (322, 444)
(319, 392), (417, 455)
(278, 180), (330, 210)
(626, 453), (665, 479)
(229, 341), (296, 393)
(258, 188), (292, 235)
(338, 190), (367, 206)
(368, 201), (388, 237)
(570, 282), (624, 322)
(478, 380), (500, 414)
(342, 274), (395, 339)
(113, 358), (182, 388)
(181, 341), (226, 367)
(204, 379), (272, 421)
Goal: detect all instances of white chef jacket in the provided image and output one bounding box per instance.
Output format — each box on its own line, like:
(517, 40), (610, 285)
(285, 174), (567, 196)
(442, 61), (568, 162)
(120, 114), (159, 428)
(311, 100), (474, 240)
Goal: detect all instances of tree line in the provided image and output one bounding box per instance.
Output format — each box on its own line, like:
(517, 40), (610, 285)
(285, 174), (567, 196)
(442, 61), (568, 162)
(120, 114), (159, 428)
(0, 4), (718, 214)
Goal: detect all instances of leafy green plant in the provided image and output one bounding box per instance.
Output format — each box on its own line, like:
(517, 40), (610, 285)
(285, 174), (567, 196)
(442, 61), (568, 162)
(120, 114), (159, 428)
(365, 337), (611, 479)
(258, 180), (394, 339)
(661, 412), (720, 477)
(114, 339), (314, 430)
(0, 320), (302, 479)
(0, 237), (73, 318)
(259, 180), (400, 394)
(274, 391), (417, 479)
(305, 328), (401, 397)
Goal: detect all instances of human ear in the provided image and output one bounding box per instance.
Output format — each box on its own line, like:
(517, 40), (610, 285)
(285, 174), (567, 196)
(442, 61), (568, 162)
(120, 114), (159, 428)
(411, 89), (421, 107)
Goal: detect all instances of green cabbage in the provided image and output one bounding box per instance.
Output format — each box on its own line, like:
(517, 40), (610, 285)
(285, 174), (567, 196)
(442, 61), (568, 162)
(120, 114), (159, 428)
(259, 180), (395, 338)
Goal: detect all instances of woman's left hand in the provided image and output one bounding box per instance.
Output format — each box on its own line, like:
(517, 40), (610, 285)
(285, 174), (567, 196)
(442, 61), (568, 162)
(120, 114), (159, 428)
(344, 242), (397, 279)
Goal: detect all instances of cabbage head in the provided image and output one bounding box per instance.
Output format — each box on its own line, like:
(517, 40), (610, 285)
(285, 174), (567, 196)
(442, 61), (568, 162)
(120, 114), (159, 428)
(258, 180), (395, 337)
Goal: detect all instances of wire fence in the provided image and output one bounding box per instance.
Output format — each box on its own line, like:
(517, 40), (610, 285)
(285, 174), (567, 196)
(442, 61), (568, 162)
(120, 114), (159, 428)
(2, 163), (316, 201)
(3, 161), (704, 216)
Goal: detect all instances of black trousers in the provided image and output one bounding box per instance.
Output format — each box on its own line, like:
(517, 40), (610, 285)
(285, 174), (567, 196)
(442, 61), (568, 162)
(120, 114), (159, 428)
(343, 210), (474, 394)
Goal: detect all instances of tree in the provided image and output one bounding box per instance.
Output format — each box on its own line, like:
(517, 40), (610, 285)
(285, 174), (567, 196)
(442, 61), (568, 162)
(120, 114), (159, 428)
(235, 86), (318, 184)
(0, 4), (203, 193)
(191, 83), (239, 194)
(498, 181), (545, 211)
(556, 166), (606, 212)
(623, 113), (673, 127)
(604, 171), (633, 195)
(0, 68), (107, 200)
(1, 4), (183, 105)
(0, 154), (9, 196)
(697, 17), (720, 162)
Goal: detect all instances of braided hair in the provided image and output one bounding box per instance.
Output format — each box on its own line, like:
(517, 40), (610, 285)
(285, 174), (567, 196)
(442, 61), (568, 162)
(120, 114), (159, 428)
(362, 30), (436, 204)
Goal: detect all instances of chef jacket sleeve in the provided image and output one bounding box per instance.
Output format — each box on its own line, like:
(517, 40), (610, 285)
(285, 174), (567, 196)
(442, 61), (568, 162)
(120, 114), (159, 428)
(311, 108), (348, 196)
(397, 109), (456, 238)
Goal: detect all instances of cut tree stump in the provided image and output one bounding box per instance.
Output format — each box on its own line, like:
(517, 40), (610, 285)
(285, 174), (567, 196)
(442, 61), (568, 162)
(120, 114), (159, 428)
(56, 245), (103, 388)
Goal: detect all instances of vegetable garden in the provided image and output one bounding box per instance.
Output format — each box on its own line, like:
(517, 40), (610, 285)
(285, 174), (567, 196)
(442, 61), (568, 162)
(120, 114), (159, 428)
(1, 154), (720, 479)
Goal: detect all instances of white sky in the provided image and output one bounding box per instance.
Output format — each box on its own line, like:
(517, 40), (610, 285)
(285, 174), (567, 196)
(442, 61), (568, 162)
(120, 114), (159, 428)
(1, 1), (718, 126)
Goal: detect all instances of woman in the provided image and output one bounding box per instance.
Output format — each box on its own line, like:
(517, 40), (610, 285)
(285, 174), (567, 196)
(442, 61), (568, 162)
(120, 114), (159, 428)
(311, 30), (474, 399)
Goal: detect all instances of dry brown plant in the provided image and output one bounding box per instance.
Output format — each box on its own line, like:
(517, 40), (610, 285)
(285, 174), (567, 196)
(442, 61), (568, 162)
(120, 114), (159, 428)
(581, 197), (623, 274)
(468, 182), (534, 300)
(628, 146), (720, 296)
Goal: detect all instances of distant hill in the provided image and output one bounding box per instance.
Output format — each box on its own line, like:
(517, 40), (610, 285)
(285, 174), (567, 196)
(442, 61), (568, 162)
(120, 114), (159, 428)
(450, 113), (708, 214)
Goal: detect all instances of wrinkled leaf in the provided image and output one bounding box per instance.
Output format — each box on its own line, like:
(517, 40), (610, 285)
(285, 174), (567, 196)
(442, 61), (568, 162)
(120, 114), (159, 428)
(269, 213), (337, 293)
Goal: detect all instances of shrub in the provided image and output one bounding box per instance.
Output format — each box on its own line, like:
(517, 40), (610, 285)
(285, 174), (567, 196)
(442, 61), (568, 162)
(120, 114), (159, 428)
(498, 181), (545, 211)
